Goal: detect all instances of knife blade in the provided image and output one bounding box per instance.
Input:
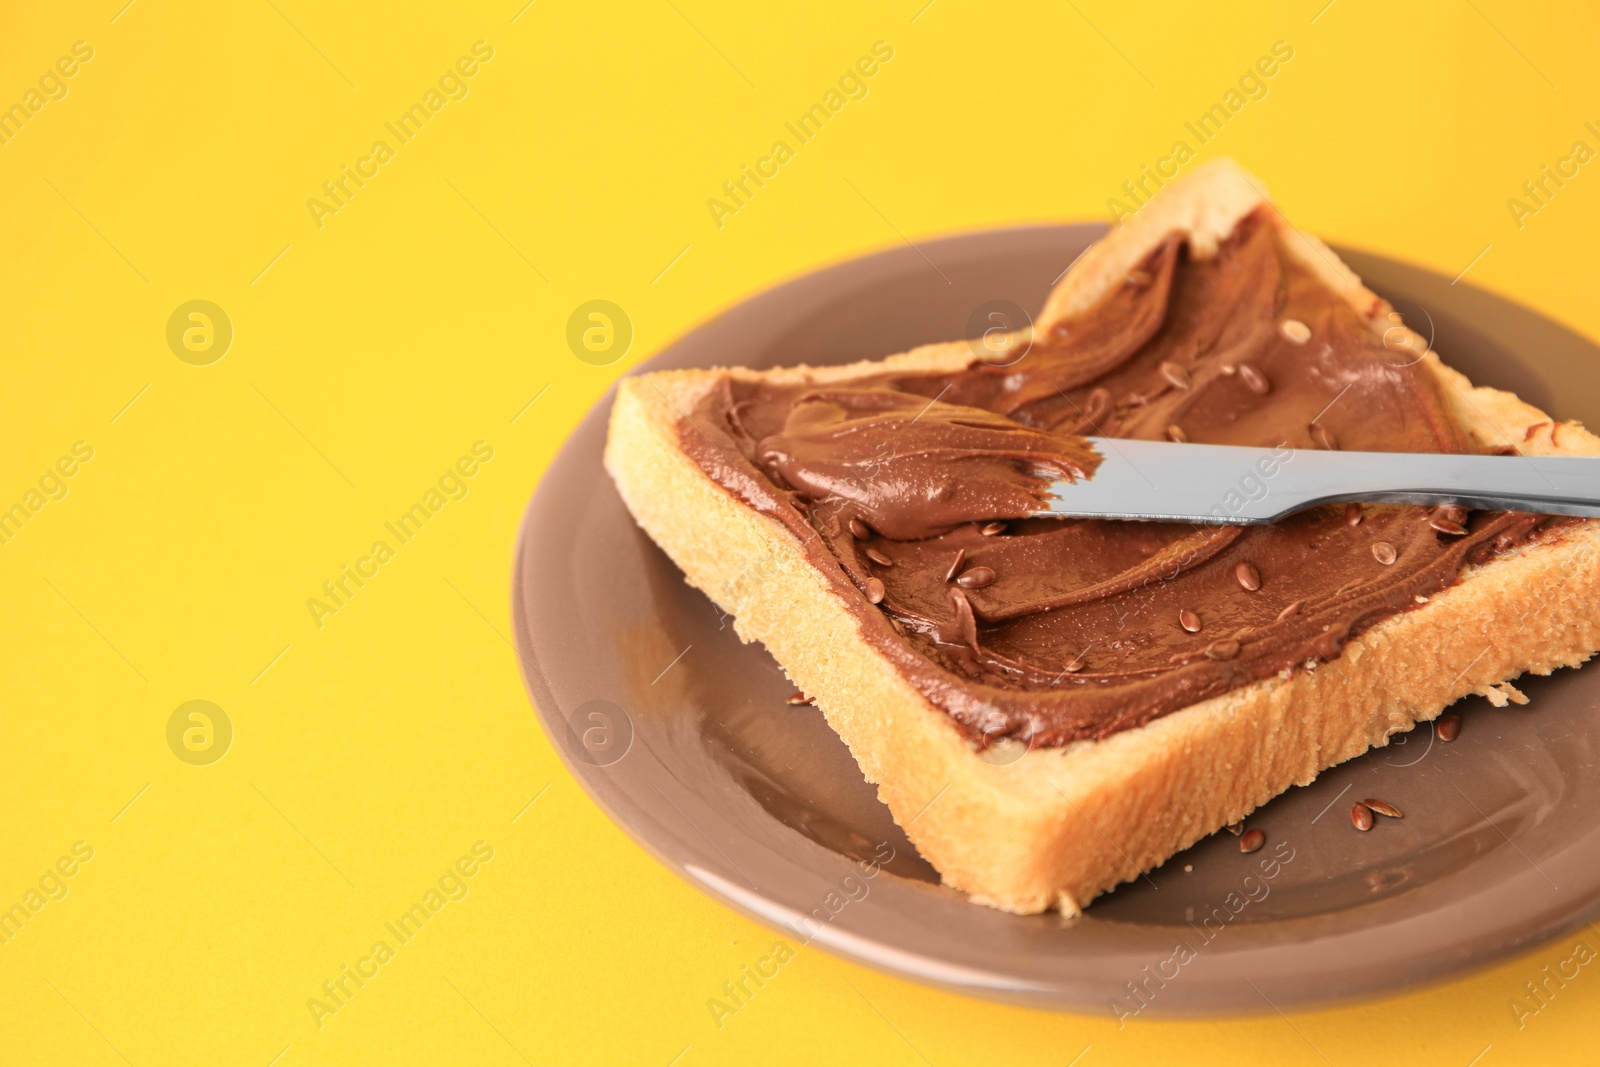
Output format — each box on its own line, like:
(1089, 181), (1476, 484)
(1041, 437), (1600, 524)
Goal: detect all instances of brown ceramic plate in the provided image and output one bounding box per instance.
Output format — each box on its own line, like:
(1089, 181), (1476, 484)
(513, 224), (1600, 1016)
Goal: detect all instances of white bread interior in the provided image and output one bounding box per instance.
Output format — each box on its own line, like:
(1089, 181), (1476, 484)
(603, 159), (1600, 914)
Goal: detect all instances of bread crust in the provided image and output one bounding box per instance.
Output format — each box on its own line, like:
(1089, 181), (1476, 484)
(603, 160), (1600, 915)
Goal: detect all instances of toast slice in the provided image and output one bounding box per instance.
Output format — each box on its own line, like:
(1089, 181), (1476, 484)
(604, 160), (1600, 915)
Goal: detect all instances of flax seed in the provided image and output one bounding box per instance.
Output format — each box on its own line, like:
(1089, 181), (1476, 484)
(1345, 502), (1363, 526)
(956, 566), (995, 589)
(1239, 363), (1270, 395)
(981, 522), (1008, 536)
(948, 586), (979, 650)
(945, 548), (967, 583)
(1276, 600), (1304, 621)
(865, 577), (885, 604)
(849, 518), (871, 539)
(1363, 798), (1403, 819)
(865, 547), (893, 566)
(1205, 639), (1242, 661)
(1082, 388), (1112, 426)
(785, 692), (812, 706)
(1280, 319), (1311, 344)
(1240, 829), (1265, 853)
(1227, 822), (1243, 836)
(1310, 421), (1339, 451)
(1160, 361), (1192, 390)
(1351, 802), (1374, 831)
(1167, 424), (1188, 443)
(1438, 715), (1461, 742)
(1372, 541), (1397, 566)
(1179, 608), (1202, 633)
(1235, 561), (1261, 591)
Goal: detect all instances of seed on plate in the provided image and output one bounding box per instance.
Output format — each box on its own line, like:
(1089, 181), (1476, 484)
(1345, 502), (1363, 526)
(1372, 541), (1398, 566)
(1433, 505), (1469, 525)
(1226, 821), (1243, 836)
(1351, 802), (1374, 831)
(1239, 363), (1271, 395)
(1276, 599), (1304, 621)
(1160, 361), (1192, 390)
(849, 518), (871, 539)
(1240, 829), (1265, 853)
(865, 577), (886, 604)
(1235, 561), (1262, 591)
(865, 547), (894, 566)
(945, 548), (967, 583)
(1438, 715), (1462, 742)
(956, 566), (996, 589)
(1280, 319), (1311, 344)
(1205, 639), (1242, 661)
(981, 521), (1008, 536)
(1363, 798), (1404, 819)
(1179, 608), (1202, 633)
(1167, 423), (1189, 443)
(1064, 649), (1089, 673)
(785, 692), (812, 706)
(1430, 518), (1468, 536)
(1310, 421), (1340, 451)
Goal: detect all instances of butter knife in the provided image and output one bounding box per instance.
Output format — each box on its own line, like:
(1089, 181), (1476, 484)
(1044, 437), (1600, 524)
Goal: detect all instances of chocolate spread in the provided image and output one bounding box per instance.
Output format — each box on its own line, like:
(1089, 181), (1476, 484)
(679, 209), (1558, 746)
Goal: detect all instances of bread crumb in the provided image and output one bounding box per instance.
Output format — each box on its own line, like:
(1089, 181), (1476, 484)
(1479, 681), (1529, 707)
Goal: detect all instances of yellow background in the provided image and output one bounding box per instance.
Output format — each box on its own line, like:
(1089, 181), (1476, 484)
(3, 0), (1597, 1063)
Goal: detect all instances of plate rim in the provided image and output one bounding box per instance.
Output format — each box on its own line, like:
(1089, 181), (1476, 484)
(511, 221), (1600, 1016)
